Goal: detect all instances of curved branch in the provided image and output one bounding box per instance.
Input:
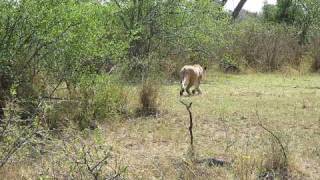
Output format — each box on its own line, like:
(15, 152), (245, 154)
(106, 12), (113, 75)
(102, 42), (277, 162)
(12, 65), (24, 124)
(259, 123), (287, 162)
(180, 100), (193, 149)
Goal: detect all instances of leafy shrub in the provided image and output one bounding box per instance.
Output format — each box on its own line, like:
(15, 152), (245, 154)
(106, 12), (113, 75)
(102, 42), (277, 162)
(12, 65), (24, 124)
(310, 36), (320, 72)
(228, 21), (304, 72)
(136, 79), (160, 117)
(0, 111), (46, 169)
(120, 54), (166, 83)
(219, 54), (241, 73)
(77, 75), (128, 127)
(43, 101), (78, 130)
(159, 57), (181, 81)
(43, 74), (127, 130)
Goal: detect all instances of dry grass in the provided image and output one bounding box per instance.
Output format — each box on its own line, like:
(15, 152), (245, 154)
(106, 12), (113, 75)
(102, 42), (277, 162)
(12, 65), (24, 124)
(102, 71), (320, 179)
(2, 71), (320, 179)
(136, 80), (160, 117)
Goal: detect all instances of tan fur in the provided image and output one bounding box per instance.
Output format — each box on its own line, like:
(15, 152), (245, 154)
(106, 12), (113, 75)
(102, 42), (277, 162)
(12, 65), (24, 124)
(180, 64), (206, 96)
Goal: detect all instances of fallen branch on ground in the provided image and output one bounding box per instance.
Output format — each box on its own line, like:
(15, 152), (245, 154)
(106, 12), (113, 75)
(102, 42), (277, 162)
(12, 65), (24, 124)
(195, 158), (231, 167)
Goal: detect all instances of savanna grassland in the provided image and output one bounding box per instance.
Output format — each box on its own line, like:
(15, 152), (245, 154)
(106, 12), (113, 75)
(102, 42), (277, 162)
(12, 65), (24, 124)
(1, 71), (320, 179)
(100, 71), (320, 179)
(1, 0), (320, 179)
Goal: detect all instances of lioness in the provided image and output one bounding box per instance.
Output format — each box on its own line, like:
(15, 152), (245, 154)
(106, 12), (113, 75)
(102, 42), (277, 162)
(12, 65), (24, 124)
(179, 64), (206, 96)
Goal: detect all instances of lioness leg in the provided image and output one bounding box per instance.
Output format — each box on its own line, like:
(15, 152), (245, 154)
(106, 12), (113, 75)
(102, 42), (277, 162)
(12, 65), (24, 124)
(192, 80), (202, 95)
(186, 84), (192, 95)
(180, 89), (184, 96)
(196, 87), (202, 94)
(180, 78), (189, 96)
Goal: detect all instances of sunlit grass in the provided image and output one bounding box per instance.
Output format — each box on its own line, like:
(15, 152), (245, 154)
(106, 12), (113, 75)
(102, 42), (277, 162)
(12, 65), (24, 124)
(103, 72), (320, 179)
(6, 72), (320, 179)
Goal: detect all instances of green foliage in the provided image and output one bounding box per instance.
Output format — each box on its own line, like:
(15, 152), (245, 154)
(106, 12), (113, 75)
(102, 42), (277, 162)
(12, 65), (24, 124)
(262, 0), (320, 44)
(226, 19), (304, 72)
(43, 101), (78, 130)
(276, 0), (301, 24)
(262, 4), (279, 22)
(78, 74), (127, 123)
(120, 53), (168, 82)
(0, 0), (130, 126)
(158, 0), (232, 62)
(0, 112), (46, 168)
(110, 0), (231, 80)
(0, 0), (128, 103)
(0, 0), (233, 85)
(43, 74), (127, 130)
(1, 1), (320, 178)
(219, 54), (240, 73)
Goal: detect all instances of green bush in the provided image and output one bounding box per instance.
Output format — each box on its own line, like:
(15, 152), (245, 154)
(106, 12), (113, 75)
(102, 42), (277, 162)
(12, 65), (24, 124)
(0, 112), (46, 168)
(43, 101), (77, 130)
(120, 54), (166, 83)
(43, 74), (127, 130)
(78, 75), (127, 123)
(227, 20), (304, 72)
(219, 54), (241, 73)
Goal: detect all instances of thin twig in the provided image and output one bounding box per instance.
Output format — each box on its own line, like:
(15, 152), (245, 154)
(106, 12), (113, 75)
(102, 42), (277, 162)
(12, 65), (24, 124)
(258, 123), (288, 162)
(255, 108), (287, 162)
(180, 100), (194, 149)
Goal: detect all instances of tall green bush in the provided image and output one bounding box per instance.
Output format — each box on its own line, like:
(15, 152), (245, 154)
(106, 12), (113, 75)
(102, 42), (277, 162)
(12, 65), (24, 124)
(78, 75), (127, 123)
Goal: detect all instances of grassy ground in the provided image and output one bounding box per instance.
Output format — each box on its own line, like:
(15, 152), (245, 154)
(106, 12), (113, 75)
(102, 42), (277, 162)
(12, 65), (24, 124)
(2, 72), (320, 179)
(103, 72), (320, 179)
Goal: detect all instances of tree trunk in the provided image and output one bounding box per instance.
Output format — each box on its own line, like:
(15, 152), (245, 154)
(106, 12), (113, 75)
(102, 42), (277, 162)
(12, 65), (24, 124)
(232, 0), (247, 19)
(221, 0), (228, 6)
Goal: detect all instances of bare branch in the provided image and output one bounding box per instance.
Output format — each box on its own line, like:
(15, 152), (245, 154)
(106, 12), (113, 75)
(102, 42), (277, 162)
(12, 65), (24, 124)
(258, 123), (288, 162)
(179, 100), (194, 149)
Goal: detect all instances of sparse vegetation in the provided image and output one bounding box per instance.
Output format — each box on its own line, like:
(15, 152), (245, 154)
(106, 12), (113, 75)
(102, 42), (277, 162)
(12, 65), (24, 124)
(258, 123), (290, 179)
(136, 79), (160, 117)
(37, 130), (127, 179)
(310, 36), (320, 72)
(226, 21), (304, 72)
(1, 0), (320, 179)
